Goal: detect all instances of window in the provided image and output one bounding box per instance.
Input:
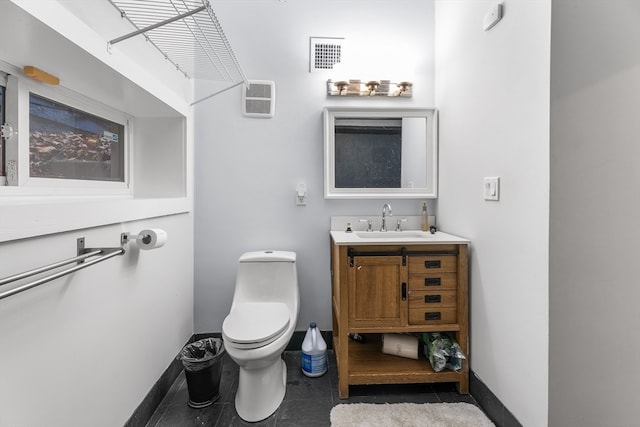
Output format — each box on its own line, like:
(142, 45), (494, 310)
(0, 64), (130, 191)
(29, 94), (124, 182)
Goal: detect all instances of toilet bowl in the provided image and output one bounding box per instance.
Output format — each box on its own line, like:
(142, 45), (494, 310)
(222, 250), (299, 422)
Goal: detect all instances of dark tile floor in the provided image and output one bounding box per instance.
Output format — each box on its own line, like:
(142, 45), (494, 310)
(146, 350), (481, 427)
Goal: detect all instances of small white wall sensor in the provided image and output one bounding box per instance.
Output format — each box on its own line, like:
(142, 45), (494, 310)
(483, 3), (503, 31)
(296, 183), (307, 206)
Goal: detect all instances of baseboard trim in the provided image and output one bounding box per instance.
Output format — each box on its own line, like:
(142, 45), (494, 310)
(124, 337), (193, 427)
(470, 370), (522, 427)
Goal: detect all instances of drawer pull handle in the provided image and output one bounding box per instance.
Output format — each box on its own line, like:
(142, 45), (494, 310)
(424, 277), (441, 287)
(425, 312), (441, 321)
(425, 295), (441, 303)
(401, 282), (407, 301)
(424, 260), (441, 269)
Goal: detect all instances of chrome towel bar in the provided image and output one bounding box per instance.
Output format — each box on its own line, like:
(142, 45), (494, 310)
(0, 250), (102, 287)
(0, 237), (125, 301)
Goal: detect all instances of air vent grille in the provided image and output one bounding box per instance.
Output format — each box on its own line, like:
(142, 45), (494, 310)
(309, 37), (344, 72)
(242, 80), (275, 118)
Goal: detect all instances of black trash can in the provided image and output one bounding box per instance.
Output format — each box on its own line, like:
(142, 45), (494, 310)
(178, 338), (225, 408)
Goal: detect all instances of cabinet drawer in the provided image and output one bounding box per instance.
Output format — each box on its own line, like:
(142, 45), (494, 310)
(408, 272), (457, 291)
(409, 307), (457, 325)
(408, 290), (457, 309)
(409, 255), (457, 273)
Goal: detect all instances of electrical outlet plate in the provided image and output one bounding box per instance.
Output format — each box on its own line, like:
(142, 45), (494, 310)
(484, 177), (500, 201)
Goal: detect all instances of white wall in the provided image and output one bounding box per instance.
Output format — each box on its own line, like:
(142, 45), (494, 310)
(0, 2), (194, 426)
(194, 0), (436, 333)
(549, 1), (640, 426)
(434, 1), (550, 426)
(0, 218), (193, 427)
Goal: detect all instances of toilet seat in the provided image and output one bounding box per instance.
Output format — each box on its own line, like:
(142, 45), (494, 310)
(223, 302), (290, 349)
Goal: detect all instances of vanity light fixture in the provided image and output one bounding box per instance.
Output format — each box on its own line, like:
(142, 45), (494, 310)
(397, 81), (413, 95)
(334, 81), (349, 95)
(365, 81), (380, 96)
(326, 79), (412, 97)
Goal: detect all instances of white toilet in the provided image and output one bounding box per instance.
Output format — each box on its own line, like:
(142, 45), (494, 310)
(221, 250), (299, 422)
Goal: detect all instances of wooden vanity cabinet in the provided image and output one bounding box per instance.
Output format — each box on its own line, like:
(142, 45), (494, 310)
(330, 240), (469, 399)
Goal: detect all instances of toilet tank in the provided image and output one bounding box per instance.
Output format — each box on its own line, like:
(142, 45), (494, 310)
(232, 251), (299, 306)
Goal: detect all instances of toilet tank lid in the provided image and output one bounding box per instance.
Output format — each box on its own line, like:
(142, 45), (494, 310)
(239, 250), (296, 263)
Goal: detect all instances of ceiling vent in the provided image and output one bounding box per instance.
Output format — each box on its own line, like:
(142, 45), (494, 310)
(242, 80), (276, 118)
(309, 37), (344, 72)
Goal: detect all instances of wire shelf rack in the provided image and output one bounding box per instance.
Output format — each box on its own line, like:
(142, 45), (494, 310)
(108, 0), (248, 86)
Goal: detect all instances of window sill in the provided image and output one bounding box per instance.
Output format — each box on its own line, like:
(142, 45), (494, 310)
(0, 194), (191, 242)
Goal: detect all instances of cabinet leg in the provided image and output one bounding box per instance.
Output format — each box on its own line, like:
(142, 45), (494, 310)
(456, 372), (470, 394)
(337, 354), (349, 398)
(338, 380), (349, 399)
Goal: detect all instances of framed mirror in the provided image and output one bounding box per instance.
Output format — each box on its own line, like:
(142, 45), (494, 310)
(323, 107), (438, 199)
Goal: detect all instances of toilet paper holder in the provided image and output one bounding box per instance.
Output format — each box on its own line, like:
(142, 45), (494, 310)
(121, 229), (168, 250)
(121, 232), (151, 245)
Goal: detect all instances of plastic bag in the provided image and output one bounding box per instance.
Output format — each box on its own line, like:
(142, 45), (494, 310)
(422, 332), (465, 372)
(178, 338), (225, 372)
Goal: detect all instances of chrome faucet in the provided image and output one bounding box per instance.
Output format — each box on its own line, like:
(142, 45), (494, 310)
(380, 203), (392, 231)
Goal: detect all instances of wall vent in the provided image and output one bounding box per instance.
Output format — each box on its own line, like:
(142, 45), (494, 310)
(309, 37), (344, 72)
(242, 80), (275, 118)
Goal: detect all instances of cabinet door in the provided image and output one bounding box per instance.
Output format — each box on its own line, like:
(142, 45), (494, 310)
(348, 256), (408, 328)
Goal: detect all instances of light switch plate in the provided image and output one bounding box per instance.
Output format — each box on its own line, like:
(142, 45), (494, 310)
(484, 177), (500, 201)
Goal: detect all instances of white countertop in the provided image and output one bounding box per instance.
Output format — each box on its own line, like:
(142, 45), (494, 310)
(330, 230), (470, 246)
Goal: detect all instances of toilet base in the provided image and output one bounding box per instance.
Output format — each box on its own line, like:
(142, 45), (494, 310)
(234, 357), (287, 422)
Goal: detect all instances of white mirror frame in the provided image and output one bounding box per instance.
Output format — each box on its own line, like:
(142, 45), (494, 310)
(323, 107), (438, 199)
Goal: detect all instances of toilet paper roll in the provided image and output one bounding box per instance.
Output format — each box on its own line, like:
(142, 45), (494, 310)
(382, 333), (419, 359)
(137, 228), (167, 250)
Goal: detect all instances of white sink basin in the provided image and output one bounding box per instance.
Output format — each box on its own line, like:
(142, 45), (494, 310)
(355, 231), (432, 239)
